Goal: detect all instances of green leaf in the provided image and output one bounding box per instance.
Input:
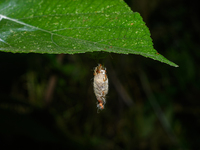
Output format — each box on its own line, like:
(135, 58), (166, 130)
(0, 0), (178, 67)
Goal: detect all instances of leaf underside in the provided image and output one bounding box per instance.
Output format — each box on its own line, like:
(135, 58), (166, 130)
(0, 0), (178, 67)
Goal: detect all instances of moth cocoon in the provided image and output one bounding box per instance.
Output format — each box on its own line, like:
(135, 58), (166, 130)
(93, 64), (109, 111)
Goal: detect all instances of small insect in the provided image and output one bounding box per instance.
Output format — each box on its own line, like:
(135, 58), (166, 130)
(93, 64), (109, 111)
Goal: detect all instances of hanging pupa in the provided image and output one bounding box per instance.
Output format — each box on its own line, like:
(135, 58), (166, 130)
(93, 64), (109, 111)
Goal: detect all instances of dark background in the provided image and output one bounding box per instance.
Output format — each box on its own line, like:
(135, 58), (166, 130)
(0, 0), (200, 149)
